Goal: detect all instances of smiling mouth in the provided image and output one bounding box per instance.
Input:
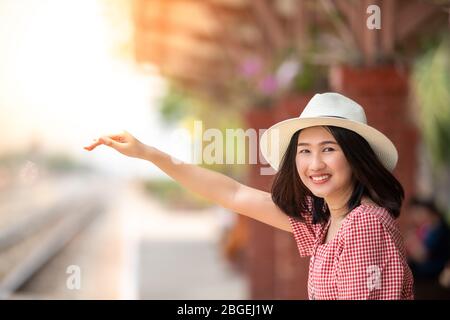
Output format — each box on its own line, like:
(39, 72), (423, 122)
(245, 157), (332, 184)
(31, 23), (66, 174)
(309, 174), (331, 183)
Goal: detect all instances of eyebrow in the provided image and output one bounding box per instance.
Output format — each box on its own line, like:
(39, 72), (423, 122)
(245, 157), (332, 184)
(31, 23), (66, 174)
(297, 141), (338, 147)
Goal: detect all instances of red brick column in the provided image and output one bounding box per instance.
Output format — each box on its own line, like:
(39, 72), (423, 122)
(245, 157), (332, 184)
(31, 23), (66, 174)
(243, 96), (315, 300)
(329, 65), (419, 228)
(243, 108), (277, 299)
(272, 95), (314, 300)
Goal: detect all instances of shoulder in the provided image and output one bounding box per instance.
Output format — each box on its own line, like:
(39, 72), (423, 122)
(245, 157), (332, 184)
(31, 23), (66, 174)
(341, 204), (394, 243)
(348, 204), (393, 226)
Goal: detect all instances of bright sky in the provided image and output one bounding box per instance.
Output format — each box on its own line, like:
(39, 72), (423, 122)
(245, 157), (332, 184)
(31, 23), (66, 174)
(0, 0), (191, 178)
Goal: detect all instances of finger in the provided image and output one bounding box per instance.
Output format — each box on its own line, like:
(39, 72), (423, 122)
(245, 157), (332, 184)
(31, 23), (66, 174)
(120, 130), (133, 140)
(100, 136), (119, 148)
(106, 132), (127, 142)
(110, 135), (126, 142)
(83, 139), (103, 151)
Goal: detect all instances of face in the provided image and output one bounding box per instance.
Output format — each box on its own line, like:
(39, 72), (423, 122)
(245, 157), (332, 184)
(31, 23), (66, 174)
(295, 126), (354, 200)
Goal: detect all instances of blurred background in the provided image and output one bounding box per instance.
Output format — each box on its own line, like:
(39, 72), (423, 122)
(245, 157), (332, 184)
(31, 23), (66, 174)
(0, 0), (449, 299)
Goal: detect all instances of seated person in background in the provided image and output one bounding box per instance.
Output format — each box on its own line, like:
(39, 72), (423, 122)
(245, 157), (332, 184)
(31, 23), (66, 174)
(405, 196), (450, 299)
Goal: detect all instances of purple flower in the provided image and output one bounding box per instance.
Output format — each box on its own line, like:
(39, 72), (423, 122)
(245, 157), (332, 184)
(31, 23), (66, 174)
(239, 57), (262, 78)
(258, 75), (278, 95)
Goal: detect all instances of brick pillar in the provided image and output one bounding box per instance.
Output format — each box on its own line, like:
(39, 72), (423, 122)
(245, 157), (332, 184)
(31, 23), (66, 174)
(329, 65), (419, 228)
(273, 231), (310, 299)
(243, 107), (277, 299)
(272, 95), (314, 300)
(243, 95), (319, 300)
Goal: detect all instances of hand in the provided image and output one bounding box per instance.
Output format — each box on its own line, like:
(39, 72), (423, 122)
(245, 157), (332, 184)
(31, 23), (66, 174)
(84, 130), (146, 159)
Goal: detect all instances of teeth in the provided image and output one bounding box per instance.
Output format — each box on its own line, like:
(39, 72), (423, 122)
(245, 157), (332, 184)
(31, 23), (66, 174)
(311, 175), (330, 181)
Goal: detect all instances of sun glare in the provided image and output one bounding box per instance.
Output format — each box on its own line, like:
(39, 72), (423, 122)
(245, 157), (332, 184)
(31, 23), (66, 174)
(0, 0), (168, 176)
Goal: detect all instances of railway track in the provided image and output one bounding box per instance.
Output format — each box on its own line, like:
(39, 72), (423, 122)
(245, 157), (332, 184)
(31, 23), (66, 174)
(0, 174), (108, 299)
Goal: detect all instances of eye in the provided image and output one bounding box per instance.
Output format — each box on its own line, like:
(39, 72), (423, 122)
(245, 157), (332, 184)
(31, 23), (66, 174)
(323, 147), (335, 152)
(298, 149), (310, 154)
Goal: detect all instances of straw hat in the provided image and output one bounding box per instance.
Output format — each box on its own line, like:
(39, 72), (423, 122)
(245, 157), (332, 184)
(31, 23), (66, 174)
(260, 92), (398, 171)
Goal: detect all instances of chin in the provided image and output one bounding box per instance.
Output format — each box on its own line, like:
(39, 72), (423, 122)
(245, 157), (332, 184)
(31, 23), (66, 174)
(309, 189), (330, 198)
(310, 184), (341, 199)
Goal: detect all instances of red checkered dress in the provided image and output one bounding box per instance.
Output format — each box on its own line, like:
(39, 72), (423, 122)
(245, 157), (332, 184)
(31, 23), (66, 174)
(289, 204), (414, 300)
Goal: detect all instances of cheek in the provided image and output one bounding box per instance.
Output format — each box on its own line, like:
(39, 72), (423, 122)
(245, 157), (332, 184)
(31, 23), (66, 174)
(332, 157), (353, 181)
(295, 157), (308, 182)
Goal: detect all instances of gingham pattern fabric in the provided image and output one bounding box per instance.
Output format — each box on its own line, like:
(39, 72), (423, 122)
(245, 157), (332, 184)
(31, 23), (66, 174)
(289, 204), (414, 300)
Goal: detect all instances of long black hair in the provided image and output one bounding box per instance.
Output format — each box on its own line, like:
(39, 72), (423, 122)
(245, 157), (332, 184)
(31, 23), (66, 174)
(271, 126), (404, 224)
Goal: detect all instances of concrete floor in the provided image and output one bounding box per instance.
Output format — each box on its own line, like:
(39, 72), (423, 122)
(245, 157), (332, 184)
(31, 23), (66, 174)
(125, 181), (249, 300)
(139, 239), (248, 300)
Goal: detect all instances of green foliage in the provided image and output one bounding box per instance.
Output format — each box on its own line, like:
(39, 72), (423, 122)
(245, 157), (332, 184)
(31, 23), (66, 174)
(292, 61), (327, 93)
(412, 37), (450, 170)
(182, 109), (247, 182)
(159, 85), (194, 125)
(45, 154), (91, 172)
(157, 82), (247, 181)
(0, 152), (90, 172)
(142, 179), (212, 210)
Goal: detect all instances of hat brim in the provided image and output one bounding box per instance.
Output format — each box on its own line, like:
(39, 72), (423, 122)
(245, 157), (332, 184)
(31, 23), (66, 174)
(260, 117), (398, 172)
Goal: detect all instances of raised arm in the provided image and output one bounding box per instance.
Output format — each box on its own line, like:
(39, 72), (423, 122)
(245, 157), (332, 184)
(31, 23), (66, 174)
(84, 131), (292, 232)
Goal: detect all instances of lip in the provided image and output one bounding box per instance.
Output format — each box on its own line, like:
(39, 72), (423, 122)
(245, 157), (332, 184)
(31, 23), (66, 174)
(309, 174), (331, 184)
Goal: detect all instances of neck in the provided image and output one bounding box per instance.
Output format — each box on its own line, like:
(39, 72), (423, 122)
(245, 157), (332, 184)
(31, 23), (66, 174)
(325, 186), (354, 221)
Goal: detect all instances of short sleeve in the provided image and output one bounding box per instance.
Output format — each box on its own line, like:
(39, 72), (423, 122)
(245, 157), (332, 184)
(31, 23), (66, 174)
(289, 214), (318, 257)
(336, 210), (407, 299)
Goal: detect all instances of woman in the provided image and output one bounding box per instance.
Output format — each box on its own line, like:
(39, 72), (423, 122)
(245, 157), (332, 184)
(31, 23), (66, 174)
(84, 92), (414, 300)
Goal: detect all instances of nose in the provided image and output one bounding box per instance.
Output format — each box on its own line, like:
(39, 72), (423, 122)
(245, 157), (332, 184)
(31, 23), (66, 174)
(309, 152), (326, 171)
